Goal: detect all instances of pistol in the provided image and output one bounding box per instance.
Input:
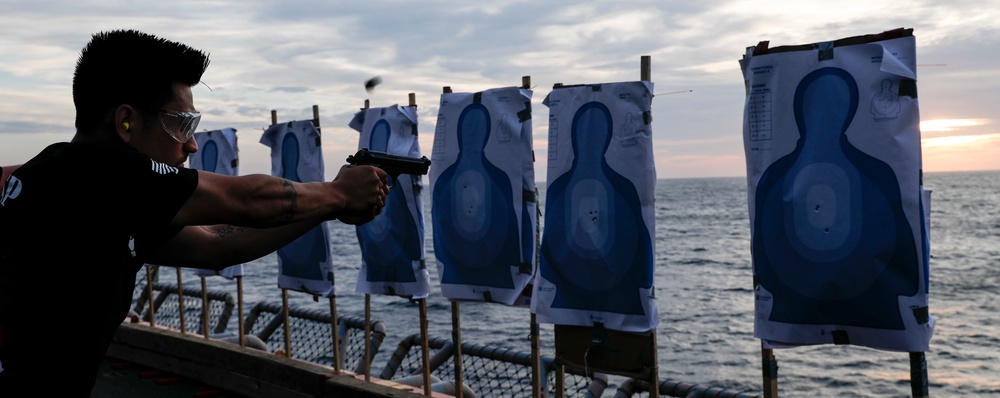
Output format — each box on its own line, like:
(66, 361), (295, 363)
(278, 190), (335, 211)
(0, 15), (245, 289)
(347, 148), (431, 184)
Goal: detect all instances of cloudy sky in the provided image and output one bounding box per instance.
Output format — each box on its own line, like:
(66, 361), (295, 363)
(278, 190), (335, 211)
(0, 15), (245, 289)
(2, 0), (998, 180)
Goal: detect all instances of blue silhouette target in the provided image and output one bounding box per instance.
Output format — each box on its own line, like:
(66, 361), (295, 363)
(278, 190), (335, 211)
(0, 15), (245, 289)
(357, 119), (420, 283)
(533, 81), (657, 332)
(433, 104), (519, 289)
(429, 87), (537, 306)
(349, 105), (429, 298)
(190, 128), (238, 176)
(200, 139), (218, 172)
(260, 120), (334, 297)
(541, 102), (653, 315)
(190, 128), (243, 279)
(741, 31), (933, 352)
(276, 133), (328, 281)
(753, 67), (918, 330)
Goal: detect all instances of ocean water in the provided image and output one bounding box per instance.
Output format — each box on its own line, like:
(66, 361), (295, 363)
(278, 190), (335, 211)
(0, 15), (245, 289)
(176, 170), (1000, 397)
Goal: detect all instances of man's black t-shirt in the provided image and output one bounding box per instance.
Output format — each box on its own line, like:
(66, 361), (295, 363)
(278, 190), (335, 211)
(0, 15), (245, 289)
(0, 140), (198, 395)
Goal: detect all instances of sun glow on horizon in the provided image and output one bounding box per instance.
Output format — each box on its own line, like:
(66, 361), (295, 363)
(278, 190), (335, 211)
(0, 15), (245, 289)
(920, 118), (989, 132)
(915, 118), (1000, 172)
(919, 118), (997, 148)
(922, 134), (1000, 148)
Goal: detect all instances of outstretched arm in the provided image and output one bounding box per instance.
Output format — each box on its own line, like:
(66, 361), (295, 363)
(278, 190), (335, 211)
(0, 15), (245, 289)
(148, 164), (389, 269)
(148, 221), (324, 269)
(171, 164), (388, 228)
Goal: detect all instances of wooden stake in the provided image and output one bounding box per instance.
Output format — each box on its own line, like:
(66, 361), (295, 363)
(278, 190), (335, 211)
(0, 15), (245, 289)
(312, 105), (321, 133)
(524, 74), (543, 398)
(282, 288), (292, 357)
(909, 352), (929, 398)
(641, 55), (651, 81)
(441, 86), (464, 398)
(268, 110), (292, 358)
(419, 298), (431, 396)
(407, 91), (431, 395)
(201, 276), (210, 338)
(762, 343), (778, 398)
(531, 314), (541, 398)
(176, 267), (186, 334)
(451, 301), (463, 398)
(317, 102), (340, 374)
(364, 294), (372, 381)
(650, 330), (659, 396)
(330, 296), (341, 373)
(236, 276), (245, 347)
(441, 84), (463, 398)
(146, 265), (157, 327)
(555, 362), (565, 398)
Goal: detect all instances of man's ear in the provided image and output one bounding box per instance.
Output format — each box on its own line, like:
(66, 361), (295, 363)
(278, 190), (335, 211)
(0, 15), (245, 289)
(114, 105), (136, 142)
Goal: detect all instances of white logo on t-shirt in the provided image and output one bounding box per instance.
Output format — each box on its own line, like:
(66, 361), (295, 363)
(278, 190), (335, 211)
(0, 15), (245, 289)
(150, 159), (179, 175)
(1, 175), (22, 206)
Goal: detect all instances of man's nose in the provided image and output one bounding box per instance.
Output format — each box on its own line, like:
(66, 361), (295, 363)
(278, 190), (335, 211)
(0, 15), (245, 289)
(184, 136), (199, 153)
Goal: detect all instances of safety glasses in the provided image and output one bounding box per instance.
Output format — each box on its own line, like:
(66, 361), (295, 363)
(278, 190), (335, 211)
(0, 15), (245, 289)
(154, 108), (201, 143)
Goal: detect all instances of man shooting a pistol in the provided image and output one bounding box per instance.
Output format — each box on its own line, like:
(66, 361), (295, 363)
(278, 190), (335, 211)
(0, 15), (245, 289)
(0, 29), (390, 396)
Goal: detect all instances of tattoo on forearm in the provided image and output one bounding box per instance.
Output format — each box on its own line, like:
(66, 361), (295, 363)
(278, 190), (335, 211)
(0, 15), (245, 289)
(282, 179), (297, 221)
(215, 225), (247, 237)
